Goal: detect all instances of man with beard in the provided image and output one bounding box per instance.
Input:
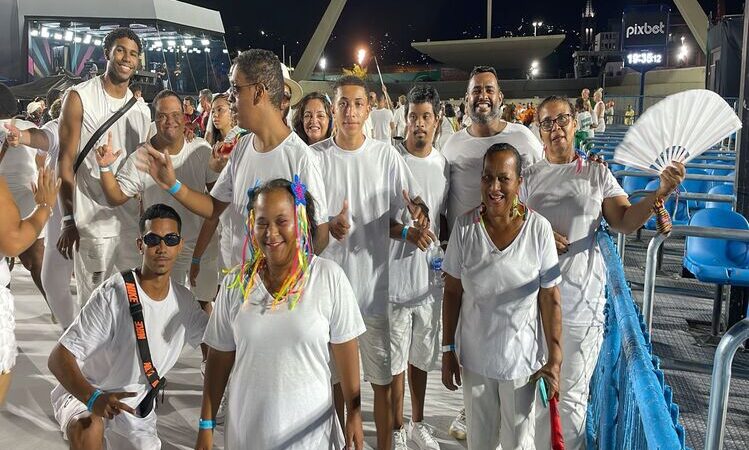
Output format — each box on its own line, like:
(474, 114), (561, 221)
(441, 66), (543, 440)
(57, 28), (152, 307)
(442, 66), (543, 232)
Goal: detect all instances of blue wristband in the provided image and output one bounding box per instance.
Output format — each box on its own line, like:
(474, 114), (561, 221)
(199, 418), (216, 430)
(191, 257), (201, 265)
(86, 389), (103, 412)
(167, 180), (182, 196)
(401, 225), (410, 241)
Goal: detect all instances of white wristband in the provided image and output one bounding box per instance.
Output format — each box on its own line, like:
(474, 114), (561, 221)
(99, 165), (112, 173)
(62, 214), (74, 223)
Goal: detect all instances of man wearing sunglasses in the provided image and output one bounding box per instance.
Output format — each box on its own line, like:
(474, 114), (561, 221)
(95, 89), (219, 287)
(48, 204), (208, 450)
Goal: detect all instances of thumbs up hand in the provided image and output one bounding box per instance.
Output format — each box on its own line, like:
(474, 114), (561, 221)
(329, 199), (351, 241)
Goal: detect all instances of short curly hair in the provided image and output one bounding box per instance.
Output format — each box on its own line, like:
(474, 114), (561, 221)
(104, 27), (142, 55)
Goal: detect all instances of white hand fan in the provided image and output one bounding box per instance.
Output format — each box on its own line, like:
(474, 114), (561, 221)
(614, 89), (741, 174)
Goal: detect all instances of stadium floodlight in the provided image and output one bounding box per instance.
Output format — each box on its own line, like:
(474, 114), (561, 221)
(30, 29), (40, 37)
(74, 36), (82, 43)
(41, 27), (50, 38)
(357, 48), (366, 65)
(64, 30), (74, 42)
(201, 39), (210, 46)
(184, 39), (193, 47)
(94, 39), (102, 46)
(167, 40), (176, 47)
(83, 34), (92, 44)
(54, 33), (63, 40)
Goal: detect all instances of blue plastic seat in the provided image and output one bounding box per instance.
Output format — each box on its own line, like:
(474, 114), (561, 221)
(644, 180), (690, 230)
(682, 169), (711, 209)
(684, 209), (749, 286)
(622, 171), (653, 195)
(705, 184), (735, 210)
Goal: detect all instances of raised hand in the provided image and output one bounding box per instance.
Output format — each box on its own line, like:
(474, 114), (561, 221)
(135, 143), (176, 190)
(656, 161), (686, 198)
(329, 200), (350, 241)
(406, 226), (437, 251)
(95, 131), (122, 168)
(3, 118), (20, 146)
(208, 141), (230, 173)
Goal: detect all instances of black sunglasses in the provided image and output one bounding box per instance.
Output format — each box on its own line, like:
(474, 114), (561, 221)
(141, 232), (181, 247)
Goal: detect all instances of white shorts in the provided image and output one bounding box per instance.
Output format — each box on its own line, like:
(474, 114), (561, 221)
(52, 391), (160, 449)
(388, 301), (441, 375)
(0, 287), (16, 373)
(359, 316), (392, 386)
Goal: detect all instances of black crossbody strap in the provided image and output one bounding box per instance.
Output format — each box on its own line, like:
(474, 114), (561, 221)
(121, 270), (163, 389)
(73, 96), (137, 174)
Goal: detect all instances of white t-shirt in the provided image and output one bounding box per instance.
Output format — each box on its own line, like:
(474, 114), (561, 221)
(312, 136), (423, 317)
(437, 116), (456, 150)
(389, 144), (449, 305)
(51, 271), (207, 424)
(117, 138), (219, 246)
(210, 131), (328, 267)
(394, 105), (407, 138)
(203, 257), (365, 450)
(41, 119), (61, 169)
(66, 76), (152, 238)
(521, 159), (626, 326)
(442, 123), (543, 231)
(363, 115), (374, 139)
(370, 108), (394, 143)
(0, 119), (40, 187)
(442, 208), (561, 381)
(576, 111), (594, 138)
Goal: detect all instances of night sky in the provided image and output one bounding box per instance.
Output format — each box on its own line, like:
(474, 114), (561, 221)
(184, 0), (744, 76)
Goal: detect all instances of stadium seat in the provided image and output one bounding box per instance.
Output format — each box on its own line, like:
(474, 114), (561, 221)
(684, 208), (749, 335)
(704, 184), (735, 211)
(682, 169), (711, 209)
(622, 172), (652, 195)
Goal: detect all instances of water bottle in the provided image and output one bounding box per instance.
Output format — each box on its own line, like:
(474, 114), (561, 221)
(426, 242), (445, 289)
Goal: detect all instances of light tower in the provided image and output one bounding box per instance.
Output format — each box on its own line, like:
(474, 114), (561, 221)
(581, 0), (596, 50)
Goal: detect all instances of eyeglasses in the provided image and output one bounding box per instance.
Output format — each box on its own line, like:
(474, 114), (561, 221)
(539, 113), (573, 131)
(141, 232), (182, 247)
(227, 81), (263, 98)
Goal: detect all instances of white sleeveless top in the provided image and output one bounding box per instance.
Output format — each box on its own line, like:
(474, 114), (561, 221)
(66, 76), (151, 238)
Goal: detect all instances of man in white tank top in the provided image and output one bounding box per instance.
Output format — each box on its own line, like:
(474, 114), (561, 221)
(57, 28), (152, 306)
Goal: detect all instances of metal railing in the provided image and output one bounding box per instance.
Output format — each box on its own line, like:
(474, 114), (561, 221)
(587, 229), (687, 450)
(705, 318), (749, 450)
(615, 191), (736, 261)
(641, 226), (749, 336)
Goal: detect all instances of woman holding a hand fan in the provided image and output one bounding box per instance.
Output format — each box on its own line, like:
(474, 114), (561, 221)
(521, 95), (685, 450)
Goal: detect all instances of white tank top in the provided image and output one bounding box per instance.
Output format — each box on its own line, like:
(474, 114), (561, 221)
(67, 76), (151, 238)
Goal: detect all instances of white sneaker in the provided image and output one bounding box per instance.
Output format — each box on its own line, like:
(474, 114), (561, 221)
(408, 421), (440, 450)
(215, 393), (227, 425)
(392, 427), (408, 450)
(448, 409), (466, 440)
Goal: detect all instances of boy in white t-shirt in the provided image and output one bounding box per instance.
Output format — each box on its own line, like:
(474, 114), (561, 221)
(313, 75), (430, 450)
(47, 204), (208, 450)
(94, 90), (219, 286)
(388, 85), (449, 450)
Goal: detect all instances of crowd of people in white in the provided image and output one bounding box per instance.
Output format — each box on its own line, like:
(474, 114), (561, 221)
(0, 28), (686, 450)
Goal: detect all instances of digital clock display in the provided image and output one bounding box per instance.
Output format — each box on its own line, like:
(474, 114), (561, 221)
(626, 51), (663, 65)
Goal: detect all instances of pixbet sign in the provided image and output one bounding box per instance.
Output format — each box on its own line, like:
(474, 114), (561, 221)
(621, 5), (670, 49)
(625, 21), (666, 39)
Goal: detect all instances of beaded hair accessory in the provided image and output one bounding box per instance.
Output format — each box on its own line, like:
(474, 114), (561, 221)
(229, 175), (314, 310)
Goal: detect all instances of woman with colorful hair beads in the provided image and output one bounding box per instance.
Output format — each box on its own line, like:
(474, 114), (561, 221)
(441, 143), (563, 450)
(196, 177), (365, 450)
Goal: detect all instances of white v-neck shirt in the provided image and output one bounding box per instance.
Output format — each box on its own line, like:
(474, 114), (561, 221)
(443, 208), (561, 381)
(521, 159), (626, 326)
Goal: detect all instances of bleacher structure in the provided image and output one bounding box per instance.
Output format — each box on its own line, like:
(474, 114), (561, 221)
(584, 122), (749, 449)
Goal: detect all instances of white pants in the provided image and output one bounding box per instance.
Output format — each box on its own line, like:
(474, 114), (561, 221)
(535, 324), (603, 450)
(74, 234), (141, 306)
(41, 201), (76, 329)
(0, 286), (16, 373)
(463, 369), (536, 450)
